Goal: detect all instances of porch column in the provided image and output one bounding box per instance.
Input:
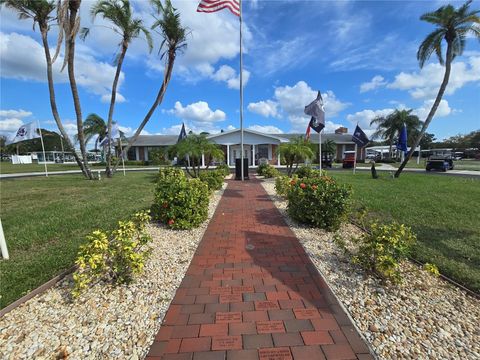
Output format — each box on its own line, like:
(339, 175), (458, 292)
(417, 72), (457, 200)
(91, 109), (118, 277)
(277, 146), (281, 167)
(201, 153), (205, 167)
(227, 145), (230, 166)
(252, 144), (256, 166)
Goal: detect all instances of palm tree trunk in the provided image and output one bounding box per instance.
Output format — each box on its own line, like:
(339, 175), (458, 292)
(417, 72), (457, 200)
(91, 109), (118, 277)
(40, 26), (90, 179)
(113, 50), (176, 173)
(66, 1), (93, 179)
(105, 42), (128, 178)
(395, 42), (453, 178)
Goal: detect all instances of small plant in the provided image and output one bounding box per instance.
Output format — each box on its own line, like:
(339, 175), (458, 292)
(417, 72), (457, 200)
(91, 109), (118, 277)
(352, 222), (416, 283)
(72, 211), (152, 297)
(287, 175), (351, 231)
(152, 167), (210, 229)
(257, 163), (278, 178)
(216, 163), (230, 177)
(199, 169), (224, 192)
(424, 263), (440, 277)
(275, 174), (297, 197)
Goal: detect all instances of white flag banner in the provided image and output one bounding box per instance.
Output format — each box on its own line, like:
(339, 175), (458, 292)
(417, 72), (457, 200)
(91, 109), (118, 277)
(8, 122), (40, 144)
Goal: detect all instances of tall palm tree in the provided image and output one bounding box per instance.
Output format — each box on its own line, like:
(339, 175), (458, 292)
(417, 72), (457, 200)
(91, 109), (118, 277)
(84, 0), (153, 177)
(113, 0), (187, 173)
(395, 0), (480, 177)
(370, 109), (422, 158)
(0, 0), (92, 178)
(278, 136), (314, 176)
(78, 113), (107, 150)
(56, 0), (94, 179)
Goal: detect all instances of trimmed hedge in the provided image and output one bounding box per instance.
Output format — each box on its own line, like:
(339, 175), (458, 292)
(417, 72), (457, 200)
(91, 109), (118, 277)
(287, 176), (351, 231)
(152, 167), (209, 229)
(199, 169), (225, 192)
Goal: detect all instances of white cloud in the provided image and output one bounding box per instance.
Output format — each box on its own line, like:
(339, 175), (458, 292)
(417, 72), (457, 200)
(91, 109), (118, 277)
(346, 108), (395, 134)
(248, 125), (283, 133)
(0, 32), (126, 101)
(101, 93), (126, 104)
(0, 118), (24, 133)
(274, 81), (350, 118)
(388, 56), (480, 99)
(413, 99), (452, 119)
(211, 65), (250, 89)
(247, 100), (279, 118)
(0, 109), (32, 118)
(160, 122), (233, 135)
(169, 101), (226, 123)
(360, 75), (387, 93)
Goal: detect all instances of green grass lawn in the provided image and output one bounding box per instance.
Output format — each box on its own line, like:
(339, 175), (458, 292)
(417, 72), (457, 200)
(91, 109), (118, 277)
(0, 162), (160, 174)
(0, 172), (156, 308)
(329, 171), (480, 292)
(355, 159), (480, 171)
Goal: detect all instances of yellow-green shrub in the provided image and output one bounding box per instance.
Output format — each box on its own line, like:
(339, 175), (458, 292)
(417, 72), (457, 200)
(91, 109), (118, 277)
(72, 211), (151, 297)
(353, 222), (416, 283)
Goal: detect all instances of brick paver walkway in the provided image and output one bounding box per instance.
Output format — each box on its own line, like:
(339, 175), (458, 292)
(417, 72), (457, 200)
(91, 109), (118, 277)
(147, 178), (374, 360)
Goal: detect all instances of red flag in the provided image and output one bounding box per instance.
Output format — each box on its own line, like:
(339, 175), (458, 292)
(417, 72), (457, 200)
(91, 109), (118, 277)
(197, 0), (240, 16)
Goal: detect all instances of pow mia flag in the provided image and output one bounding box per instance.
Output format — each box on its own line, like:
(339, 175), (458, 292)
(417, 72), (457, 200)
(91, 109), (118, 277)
(304, 91), (325, 140)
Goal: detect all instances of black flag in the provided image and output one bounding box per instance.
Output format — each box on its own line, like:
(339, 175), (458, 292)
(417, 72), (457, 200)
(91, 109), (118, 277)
(352, 125), (369, 147)
(177, 123), (187, 143)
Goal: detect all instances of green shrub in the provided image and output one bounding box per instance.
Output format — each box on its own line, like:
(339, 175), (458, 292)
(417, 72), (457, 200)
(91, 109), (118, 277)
(152, 167), (209, 229)
(216, 163), (230, 176)
(275, 175), (297, 197)
(72, 211), (152, 297)
(423, 263), (440, 277)
(353, 222), (416, 283)
(287, 176), (351, 231)
(199, 170), (224, 192)
(258, 163), (279, 178)
(296, 165), (323, 178)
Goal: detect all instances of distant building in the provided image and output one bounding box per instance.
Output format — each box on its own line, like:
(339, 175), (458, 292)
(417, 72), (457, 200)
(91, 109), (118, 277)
(121, 127), (366, 165)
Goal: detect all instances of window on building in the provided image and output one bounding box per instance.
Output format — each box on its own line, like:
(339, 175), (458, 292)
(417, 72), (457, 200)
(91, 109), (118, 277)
(127, 147), (136, 160)
(258, 144), (269, 159)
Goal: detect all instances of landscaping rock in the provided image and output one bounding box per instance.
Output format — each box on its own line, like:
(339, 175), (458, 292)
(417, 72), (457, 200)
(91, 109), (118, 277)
(0, 184), (227, 360)
(261, 179), (480, 360)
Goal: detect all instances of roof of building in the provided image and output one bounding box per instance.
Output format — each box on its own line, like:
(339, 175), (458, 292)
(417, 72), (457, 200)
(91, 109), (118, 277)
(126, 131), (355, 146)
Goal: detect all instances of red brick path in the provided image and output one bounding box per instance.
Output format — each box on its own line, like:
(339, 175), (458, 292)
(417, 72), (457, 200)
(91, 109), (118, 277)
(146, 178), (374, 360)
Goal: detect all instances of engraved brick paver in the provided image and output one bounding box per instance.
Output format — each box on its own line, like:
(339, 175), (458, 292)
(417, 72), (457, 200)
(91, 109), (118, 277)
(146, 178), (372, 359)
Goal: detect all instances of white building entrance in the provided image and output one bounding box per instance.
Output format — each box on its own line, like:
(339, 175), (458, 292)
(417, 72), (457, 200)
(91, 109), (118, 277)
(230, 145), (251, 166)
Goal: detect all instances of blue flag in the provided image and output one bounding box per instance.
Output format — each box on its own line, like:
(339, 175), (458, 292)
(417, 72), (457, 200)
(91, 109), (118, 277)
(352, 125), (369, 147)
(177, 123), (187, 143)
(396, 123), (408, 155)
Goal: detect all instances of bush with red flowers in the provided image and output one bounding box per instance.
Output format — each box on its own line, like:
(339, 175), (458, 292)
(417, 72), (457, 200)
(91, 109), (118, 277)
(152, 167), (209, 229)
(286, 175), (351, 231)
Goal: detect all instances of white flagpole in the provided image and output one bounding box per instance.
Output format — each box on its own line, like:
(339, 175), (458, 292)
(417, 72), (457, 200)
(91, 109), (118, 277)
(353, 143), (357, 175)
(118, 138), (126, 176)
(37, 121), (48, 177)
(0, 219), (9, 260)
(319, 130), (322, 171)
(239, 0), (244, 181)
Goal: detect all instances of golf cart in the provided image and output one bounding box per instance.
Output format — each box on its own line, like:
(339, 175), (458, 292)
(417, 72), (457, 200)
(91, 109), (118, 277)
(342, 151), (356, 168)
(426, 156), (454, 172)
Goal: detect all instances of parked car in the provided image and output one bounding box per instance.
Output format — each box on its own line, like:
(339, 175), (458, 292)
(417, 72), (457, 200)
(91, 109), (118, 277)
(426, 156), (454, 172)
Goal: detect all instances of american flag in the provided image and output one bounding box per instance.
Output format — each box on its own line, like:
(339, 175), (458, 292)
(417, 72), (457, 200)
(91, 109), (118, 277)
(197, 0), (240, 16)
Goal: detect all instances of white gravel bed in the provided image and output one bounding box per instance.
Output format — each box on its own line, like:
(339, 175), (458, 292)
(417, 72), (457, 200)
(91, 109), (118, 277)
(0, 183), (227, 360)
(261, 179), (480, 360)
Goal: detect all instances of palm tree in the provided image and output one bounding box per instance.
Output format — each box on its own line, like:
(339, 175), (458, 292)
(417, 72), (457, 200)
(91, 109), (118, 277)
(113, 0), (187, 173)
(395, 0), (480, 177)
(0, 0), (92, 178)
(370, 109), (422, 159)
(83, 0), (153, 177)
(278, 136), (314, 176)
(55, 0), (94, 179)
(170, 134), (224, 177)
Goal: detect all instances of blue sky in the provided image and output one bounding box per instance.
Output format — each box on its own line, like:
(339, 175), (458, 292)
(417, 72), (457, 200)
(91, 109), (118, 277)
(1, 0), (479, 149)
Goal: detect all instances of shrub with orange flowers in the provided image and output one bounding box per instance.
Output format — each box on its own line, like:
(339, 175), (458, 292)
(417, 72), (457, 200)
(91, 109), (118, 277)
(286, 175), (351, 231)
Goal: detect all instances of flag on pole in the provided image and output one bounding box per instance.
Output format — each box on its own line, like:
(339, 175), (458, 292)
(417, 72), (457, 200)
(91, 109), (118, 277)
(197, 0), (240, 16)
(177, 122), (187, 143)
(352, 125), (369, 147)
(99, 123), (121, 146)
(396, 123), (408, 155)
(7, 122), (40, 144)
(304, 91), (325, 140)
